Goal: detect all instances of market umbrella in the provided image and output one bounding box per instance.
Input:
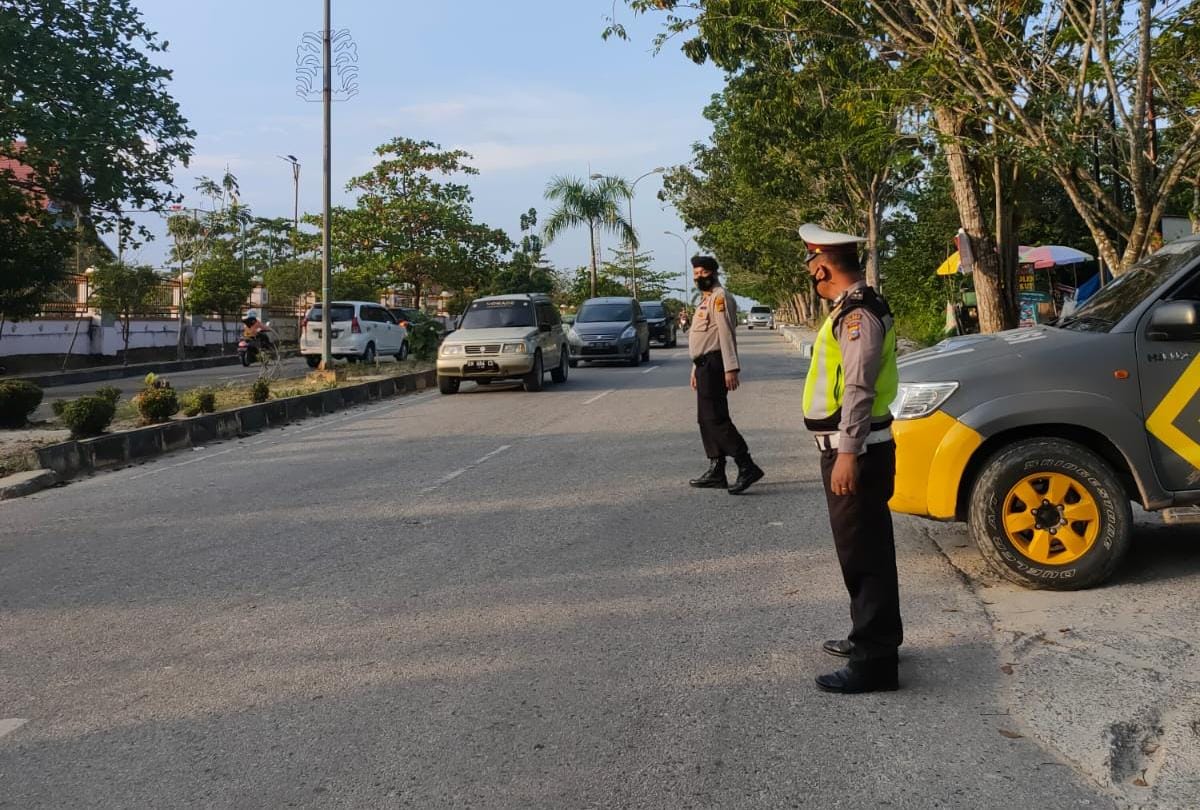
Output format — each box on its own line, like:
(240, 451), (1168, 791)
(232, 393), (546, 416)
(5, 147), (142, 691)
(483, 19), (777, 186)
(936, 245), (1037, 275)
(1018, 245), (1092, 269)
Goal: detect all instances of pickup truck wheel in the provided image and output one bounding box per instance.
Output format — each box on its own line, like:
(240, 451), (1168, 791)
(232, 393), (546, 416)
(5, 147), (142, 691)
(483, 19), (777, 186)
(437, 376), (459, 395)
(968, 438), (1131, 590)
(523, 352), (544, 392)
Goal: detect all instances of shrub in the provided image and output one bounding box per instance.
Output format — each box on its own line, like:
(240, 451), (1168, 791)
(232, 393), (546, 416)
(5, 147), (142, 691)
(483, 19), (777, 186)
(56, 395), (117, 437)
(94, 386), (122, 405)
(0, 380), (44, 428)
(407, 317), (443, 362)
(135, 377), (179, 424)
(181, 388), (217, 417)
(251, 378), (270, 403)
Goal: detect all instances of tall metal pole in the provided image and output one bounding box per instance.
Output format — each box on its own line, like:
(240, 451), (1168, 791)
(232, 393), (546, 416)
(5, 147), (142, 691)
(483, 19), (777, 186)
(293, 160), (301, 231)
(665, 230), (692, 306)
(320, 0), (332, 369)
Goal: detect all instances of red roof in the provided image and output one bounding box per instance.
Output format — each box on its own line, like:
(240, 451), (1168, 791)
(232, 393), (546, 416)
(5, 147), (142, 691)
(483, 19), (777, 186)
(0, 141), (52, 210)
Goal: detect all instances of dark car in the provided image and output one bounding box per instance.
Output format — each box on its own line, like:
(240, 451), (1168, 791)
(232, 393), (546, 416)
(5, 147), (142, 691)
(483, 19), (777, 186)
(639, 300), (678, 347)
(566, 296), (651, 367)
(388, 306), (448, 338)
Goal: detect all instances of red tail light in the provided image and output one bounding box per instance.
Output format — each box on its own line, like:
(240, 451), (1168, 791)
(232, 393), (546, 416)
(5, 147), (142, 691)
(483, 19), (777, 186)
(300, 315), (308, 332)
(351, 316), (361, 334)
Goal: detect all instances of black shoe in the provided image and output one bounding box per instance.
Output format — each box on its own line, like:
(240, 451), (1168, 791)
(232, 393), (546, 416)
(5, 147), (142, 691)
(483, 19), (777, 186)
(689, 458), (728, 488)
(727, 455), (764, 494)
(815, 666), (898, 694)
(822, 639), (853, 658)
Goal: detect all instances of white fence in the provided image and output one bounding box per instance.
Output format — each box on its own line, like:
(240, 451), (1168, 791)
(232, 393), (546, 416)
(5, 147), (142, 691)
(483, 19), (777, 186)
(0, 315), (299, 359)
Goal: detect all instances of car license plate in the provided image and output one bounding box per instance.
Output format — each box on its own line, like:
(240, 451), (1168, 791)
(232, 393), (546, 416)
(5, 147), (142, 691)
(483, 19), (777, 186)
(332, 329), (342, 338)
(588, 342), (610, 349)
(465, 360), (497, 371)
(313, 329), (321, 338)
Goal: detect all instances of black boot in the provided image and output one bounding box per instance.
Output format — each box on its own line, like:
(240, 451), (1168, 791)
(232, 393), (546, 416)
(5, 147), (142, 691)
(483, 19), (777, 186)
(689, 457), (728, 488)
(728, 453), (764, 494)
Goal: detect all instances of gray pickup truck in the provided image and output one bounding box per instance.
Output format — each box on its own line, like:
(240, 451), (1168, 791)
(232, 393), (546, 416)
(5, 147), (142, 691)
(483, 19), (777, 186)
(889, 235), (1200, 589)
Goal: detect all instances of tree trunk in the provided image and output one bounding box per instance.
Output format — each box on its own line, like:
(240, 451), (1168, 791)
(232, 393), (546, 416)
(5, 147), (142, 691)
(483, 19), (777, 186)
(219, 313), (227, 354)
(121, 311), (132, 366)
(935, 107), (1012, 334)
(588, 221), (598, 299)
(994, 155), (1020, 328)
(865, 202), (881, 291)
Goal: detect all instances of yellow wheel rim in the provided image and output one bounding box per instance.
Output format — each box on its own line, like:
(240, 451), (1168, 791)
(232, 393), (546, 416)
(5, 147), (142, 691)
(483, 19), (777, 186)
(1002, 473), (1101, 565)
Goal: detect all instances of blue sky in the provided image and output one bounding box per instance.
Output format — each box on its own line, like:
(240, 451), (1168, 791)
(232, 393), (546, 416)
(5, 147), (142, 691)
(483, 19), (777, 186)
(126, 1), (726, 300)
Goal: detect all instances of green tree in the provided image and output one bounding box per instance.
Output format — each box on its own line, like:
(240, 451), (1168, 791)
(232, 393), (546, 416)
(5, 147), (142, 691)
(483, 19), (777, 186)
(601, 247), (677, 300)
(0, 184), (73, 336)
(91, 261), (160, 364)
(331, 266), (381, 302)
(188, 242), (252, 352)
(558, 266), (631, 308)
(543, 175), (636, 299)
(0, 0), (194, 257)
(263, 257), (321, 308)
(335, 138), (510, 308)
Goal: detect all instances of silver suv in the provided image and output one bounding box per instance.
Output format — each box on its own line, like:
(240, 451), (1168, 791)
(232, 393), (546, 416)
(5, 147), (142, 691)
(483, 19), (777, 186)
(436, 293), (569, 394)
(746, 305), (775, 330)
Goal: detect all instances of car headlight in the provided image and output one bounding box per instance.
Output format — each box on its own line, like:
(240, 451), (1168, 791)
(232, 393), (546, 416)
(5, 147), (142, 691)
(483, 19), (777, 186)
(440, 343), (464, 357)
(621, 325), (636, 340)
(501, 342), (528, 354)
(567, 327), (579, 342)
(890, 382), (959, 420)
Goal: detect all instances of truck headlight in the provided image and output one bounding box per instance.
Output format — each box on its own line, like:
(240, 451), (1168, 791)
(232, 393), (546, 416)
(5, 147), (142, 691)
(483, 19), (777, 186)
(621, 325), (636, 340)
(890, 382), (959, 420)
(501, 343), (528, 354)
(440, 343), (464, 357)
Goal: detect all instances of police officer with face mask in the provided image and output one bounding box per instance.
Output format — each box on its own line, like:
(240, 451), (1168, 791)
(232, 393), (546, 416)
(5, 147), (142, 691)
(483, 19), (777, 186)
(688, 255), (764, 495)
(798, 224), (903, 694)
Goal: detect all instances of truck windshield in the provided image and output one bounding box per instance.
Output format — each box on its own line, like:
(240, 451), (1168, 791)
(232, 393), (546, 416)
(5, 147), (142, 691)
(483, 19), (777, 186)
(459, 300), (535, 329)
(1057, 240), (1200, 332)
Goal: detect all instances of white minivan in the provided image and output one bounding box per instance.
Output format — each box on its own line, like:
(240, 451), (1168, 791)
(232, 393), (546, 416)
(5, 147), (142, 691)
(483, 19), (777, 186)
(300, 301), (410, 367)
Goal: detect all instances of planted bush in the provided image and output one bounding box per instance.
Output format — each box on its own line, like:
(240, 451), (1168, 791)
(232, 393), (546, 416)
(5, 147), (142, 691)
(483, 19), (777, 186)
(251, 378), (270, 403)
(135, 374), (179, 424)
(55, 395), (117, 437)
(94, 386), (122, 405)
(181, 388), (217, 417)
(0, 380), (44, 428)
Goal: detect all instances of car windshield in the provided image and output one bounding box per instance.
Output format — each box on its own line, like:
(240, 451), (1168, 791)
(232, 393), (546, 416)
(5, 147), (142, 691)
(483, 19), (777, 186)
(578, 303), (632, 323)
(458, 300), (535, 329)
(750, 306), (771, 314)
(641, 303), (665, 318)
(306, 304), (355, 323)
(1057, 240), (1200, 332)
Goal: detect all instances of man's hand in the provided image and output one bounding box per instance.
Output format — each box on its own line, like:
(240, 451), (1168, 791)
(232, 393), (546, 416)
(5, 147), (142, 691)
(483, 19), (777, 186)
(830, 452), (859, 496)
(690, 366), (697, 391)
(725, 369), (740, 391)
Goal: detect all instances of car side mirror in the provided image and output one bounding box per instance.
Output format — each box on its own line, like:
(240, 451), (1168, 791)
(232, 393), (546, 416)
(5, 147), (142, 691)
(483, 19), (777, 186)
(539, 323), (552, 333)
(1148, 301), (1200, 342)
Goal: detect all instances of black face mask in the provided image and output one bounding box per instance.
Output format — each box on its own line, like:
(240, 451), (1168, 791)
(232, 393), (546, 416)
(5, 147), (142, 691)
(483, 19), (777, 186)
(696, 275), (716, 292)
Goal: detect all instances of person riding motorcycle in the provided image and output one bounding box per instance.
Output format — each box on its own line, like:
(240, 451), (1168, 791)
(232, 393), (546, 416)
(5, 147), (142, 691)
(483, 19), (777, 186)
(242, 310), (273, 350)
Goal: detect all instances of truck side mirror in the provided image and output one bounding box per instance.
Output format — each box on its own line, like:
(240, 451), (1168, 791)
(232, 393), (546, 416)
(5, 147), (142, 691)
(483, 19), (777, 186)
(1148, 300), (1200, 342)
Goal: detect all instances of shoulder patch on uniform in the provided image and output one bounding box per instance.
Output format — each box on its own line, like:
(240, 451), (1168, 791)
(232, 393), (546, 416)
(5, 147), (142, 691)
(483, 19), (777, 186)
(847, 321), (862, 340)
(715, 296), (725, 313)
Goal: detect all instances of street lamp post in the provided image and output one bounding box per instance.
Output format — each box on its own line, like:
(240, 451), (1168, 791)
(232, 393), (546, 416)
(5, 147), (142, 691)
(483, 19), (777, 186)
(277, 154), (301, 231)
(591, 167), (664, 298)
(664, 229), (693, 309)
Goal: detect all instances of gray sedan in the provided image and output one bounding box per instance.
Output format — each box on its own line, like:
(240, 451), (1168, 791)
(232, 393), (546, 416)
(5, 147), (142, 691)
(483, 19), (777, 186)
(567, 297), (651, 367)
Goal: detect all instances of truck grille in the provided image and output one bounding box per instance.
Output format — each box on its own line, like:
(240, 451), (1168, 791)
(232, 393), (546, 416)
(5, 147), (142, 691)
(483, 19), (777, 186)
(465, 344), (501, 355)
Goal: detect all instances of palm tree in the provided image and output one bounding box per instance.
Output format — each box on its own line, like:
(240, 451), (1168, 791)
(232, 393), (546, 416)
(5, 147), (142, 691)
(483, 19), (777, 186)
(543, 175), (636, 298)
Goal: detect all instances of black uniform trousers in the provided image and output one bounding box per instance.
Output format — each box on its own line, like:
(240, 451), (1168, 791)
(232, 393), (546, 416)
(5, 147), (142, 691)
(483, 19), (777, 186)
(695, 350), (749, 460)
(820, 440), (903, 672)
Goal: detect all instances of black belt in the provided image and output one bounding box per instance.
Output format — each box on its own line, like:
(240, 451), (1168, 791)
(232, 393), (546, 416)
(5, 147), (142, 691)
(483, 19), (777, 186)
(692, 350), (720, 367)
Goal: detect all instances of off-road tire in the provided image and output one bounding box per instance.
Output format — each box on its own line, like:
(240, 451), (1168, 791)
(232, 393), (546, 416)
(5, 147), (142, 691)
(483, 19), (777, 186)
(969, 438), (1131, 590)
(523, 352), (544, 392)
(438, 376), (460, 395)
(551, 350), (568, 383)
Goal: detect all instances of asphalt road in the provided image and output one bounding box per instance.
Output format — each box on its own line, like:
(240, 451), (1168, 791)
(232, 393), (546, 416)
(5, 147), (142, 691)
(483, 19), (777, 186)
(0, 332), (1110, 809)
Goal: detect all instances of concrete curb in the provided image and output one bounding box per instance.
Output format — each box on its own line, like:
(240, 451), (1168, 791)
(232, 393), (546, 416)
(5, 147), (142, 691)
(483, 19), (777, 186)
(12, 350), (300, 389)
(34, 368), (436, 483)
(779, 326), (814, 358)
(0, 468), (59, 501)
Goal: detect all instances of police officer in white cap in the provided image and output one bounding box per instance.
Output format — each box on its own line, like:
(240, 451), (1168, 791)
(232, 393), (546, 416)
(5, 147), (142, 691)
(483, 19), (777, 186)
(799, 223), (903, 694)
